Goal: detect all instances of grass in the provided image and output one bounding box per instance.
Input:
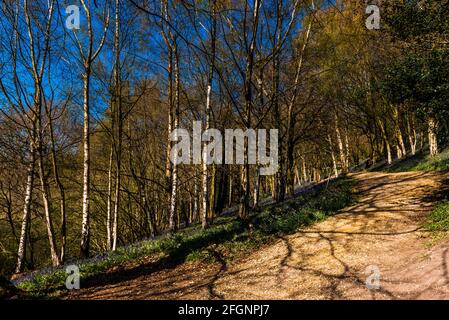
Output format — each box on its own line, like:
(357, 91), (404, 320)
(424, 201), (449, 232)
(383, 148), (449, 173)
(14, 177), (356, 297)
(422, 201), (449, 248)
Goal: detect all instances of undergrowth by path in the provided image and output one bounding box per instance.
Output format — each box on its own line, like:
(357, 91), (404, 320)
(15, 177), (356, 298)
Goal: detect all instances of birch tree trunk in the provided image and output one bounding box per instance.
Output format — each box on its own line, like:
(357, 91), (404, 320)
(302, 156), (308, 183)
(80, 68), (91, 258)
(428, 117), (438, 157)
(112, 0), (122, 251)
(36, 126), (59, 266)
(328, 134), (339, 177)
(294, 162), (300, 186)
(165, 49), (173, 229)
(285, 4), (313, 195)
(161, 0), (176, 232)
(168, 44), (180, 232)
(78, 0), (109, 257)
(106, 145), (114, 250)
(253, 55), (264, 208)
(201, 0), (216, 229)
(15, 139), (36, 274)
(44, 100), (67, 263)
(334, 113), (348, 174)
(344, 128), (350, 170)
(407, 112), (417, 156)
(239, 0), (261, 219)
(393, 106), (406, 158)
(193, 169), (199, 222)
(253, 166), (261, 208)
(272, 5), (284, 203)
(22, 0), (59, 266)
(378, 120), (392, 165)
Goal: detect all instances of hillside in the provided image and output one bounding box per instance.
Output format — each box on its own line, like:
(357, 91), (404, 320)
(64, 171), (449, 300)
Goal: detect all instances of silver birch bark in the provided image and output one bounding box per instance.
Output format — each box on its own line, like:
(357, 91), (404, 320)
(393, 106), (406, 158)
(328, 134), (339, 177)
(106, 145), (114, 250)
(428, 117), (438, 157)
(378, 120), (392, 165)
(201, 0), (217, 228)
(78, 0), (110, 257)
(169, 46), (180, 231)
(112, 0), (122, 251)
(407, 112), (417, 156)
(23, 0), (59, 267)
(15, 143), (35, 274)
(239, 0), (261, 219)
(334, 113), (348, 174)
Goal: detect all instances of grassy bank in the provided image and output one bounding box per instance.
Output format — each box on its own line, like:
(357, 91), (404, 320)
(425, 201), (449, 232)
(383, 148), (449, 173)
(15, 177), (356, 297)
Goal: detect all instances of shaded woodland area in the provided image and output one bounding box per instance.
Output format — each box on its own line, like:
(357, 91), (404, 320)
(0, 0), (448, 280)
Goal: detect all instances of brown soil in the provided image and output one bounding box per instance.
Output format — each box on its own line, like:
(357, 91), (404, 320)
(67, 171), (449, 300)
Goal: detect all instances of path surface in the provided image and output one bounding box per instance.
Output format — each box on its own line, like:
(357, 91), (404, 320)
(68, 172), (449, 300)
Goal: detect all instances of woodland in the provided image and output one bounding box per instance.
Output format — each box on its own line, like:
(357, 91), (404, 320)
(0, 0), (449, 299)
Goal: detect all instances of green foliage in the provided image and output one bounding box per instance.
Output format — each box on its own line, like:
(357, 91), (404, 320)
(384, 0), (449, 41)
(185, 250), (216, 263)
(424, 201), (449, 232)
(382, 0), (449, 144)
(382, 50), (449, 121)
(15, 178), (356, 295)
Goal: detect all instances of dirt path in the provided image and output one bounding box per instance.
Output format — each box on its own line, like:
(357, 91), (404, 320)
(68, 172), (449, 300)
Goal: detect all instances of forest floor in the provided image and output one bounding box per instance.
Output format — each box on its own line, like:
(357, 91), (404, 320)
(67, 171), (449, 300)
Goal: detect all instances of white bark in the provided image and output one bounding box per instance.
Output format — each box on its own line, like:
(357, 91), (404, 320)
(79, 0), (109, 257)
(37, 139), (59, 266)
(407, 113), (417, 156)
(112, 0), (121, 252)
(106, 145), (113, 250)
(334, 113), (348, 174)
(328, 134), (339, 177)
(428, 117), (438, 157)
(168, 46), (180, 231)
(393, 106), (406, 158)
(15, 144), (35, 274)
(80, 71), (91, 257)
(202, 85), (212, 228)
(302, 157), (308, 183)
(378, 120), (392, 165)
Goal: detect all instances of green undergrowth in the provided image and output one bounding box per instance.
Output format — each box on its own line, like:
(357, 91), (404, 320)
(383, 148), (449, 173)
(16, 177), (356, 297)
(422, 201), (449, 247)
(424, 201), (449, 233)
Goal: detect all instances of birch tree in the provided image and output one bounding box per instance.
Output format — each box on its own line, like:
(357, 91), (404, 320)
(74, 0), (110, 258)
